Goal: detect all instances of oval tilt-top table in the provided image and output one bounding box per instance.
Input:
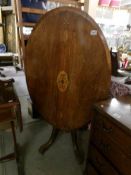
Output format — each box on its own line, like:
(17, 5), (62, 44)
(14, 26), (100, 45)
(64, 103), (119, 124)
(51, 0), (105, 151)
(24, 7), (111, 163)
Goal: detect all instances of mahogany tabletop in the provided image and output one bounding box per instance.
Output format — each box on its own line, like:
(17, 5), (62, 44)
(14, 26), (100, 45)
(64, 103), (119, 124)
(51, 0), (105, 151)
(24, 7), (111, 130)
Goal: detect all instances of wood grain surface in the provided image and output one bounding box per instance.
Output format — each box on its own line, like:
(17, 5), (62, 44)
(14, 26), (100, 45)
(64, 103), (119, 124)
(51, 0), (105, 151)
(24, 7), (111, 130)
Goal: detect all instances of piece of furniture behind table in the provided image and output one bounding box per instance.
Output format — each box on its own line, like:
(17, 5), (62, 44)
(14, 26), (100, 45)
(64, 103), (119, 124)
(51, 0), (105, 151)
(0, 78), (23, 174)
(85, 95), (131, 175)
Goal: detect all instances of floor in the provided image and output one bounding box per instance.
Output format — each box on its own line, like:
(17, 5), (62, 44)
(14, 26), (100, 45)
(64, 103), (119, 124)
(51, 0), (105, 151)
(0, 66), (89, 175)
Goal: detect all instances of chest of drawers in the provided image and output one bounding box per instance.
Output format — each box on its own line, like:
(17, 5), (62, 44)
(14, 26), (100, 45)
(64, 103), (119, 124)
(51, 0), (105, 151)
(85, 95), (131, 175)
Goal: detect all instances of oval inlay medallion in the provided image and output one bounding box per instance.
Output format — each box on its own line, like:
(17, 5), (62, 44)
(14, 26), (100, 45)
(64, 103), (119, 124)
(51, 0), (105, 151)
(57, 71), (69, 92)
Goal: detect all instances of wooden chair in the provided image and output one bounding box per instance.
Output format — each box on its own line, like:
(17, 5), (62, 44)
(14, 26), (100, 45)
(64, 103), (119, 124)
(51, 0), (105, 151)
(0, 79), (23, 174)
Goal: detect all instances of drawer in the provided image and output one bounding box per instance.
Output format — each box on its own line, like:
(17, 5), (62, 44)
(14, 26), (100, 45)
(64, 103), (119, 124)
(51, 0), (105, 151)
(85, 162), (98, 175)
(92, 134), (131, 175)
(92, 113), (131, 157)
(88, 144), (119, 175)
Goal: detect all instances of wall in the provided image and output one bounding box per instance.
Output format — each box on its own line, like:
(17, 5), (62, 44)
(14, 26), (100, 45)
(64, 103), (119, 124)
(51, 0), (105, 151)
(84, 0), (131, 50)
(84, 0), (99, 18)
(96, 8), (129, 26)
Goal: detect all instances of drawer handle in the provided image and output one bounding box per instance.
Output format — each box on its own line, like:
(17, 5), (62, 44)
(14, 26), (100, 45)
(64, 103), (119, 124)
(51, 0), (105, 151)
(103, 124), (112, 133)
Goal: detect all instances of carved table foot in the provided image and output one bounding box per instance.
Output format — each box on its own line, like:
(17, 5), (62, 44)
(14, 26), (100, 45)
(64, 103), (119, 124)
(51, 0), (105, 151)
(39, 127), (59, 154)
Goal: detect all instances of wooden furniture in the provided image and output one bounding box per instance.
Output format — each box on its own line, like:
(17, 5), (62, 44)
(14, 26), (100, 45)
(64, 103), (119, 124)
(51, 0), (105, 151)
(24, 6), (111, 162)
(0, 0), (19, 67)
(0, 79), (23, 174)
(0, 52), (19, 77)
(0, 0), (15, 47)
(85, 95), (131, 175)
(25, 6), (111, 130)
(0, 52), (16, 66)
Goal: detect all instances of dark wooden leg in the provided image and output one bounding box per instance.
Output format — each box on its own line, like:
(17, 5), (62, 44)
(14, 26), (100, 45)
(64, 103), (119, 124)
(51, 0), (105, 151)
(11, 121), (24, 175)
(0, 153), (15, 162)
(0, 121), (16, 163)
(39, 127), (59, 154)
(11, 121), (17, 157)
(28, 103), (40, 119)
(0, 122), (24, 174)
(71, 130), (84, 164)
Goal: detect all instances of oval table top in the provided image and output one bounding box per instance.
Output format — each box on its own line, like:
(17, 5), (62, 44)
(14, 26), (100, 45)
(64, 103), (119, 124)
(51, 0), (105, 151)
(24, 7), (111, 130)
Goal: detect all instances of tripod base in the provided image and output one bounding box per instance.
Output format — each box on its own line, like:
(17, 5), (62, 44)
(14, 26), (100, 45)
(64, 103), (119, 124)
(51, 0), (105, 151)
(39, 127), (84, 164)
(39, 128), (59, 154)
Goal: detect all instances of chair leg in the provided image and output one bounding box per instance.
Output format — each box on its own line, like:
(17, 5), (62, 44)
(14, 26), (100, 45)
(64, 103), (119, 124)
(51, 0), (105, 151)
(11, 121), (24, 175)
(0, 121), (16, 163)
(0, 121), (24, 174)
(11, 121), (18, 160)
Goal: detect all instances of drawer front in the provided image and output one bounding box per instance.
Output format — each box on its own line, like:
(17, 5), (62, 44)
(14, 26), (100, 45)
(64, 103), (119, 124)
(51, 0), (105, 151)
(88, 144), (119, 175)
(92, 113), (131, 157)
(85, 162), (98, 175)
(91, 132), (131, 175)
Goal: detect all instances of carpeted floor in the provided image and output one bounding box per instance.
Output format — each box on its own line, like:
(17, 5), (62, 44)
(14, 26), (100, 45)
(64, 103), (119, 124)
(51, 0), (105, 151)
(0, 66), (89, 175)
